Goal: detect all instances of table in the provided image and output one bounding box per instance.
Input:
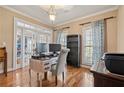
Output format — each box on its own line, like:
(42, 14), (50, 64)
(90, 61), (124, 87)
(0, 47), (7, 76)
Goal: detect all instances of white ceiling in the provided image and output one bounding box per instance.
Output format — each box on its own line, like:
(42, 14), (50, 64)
(5, 5), (117, 26)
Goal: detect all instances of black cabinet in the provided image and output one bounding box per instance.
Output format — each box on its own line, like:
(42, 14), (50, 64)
(67, 35), (81, 67)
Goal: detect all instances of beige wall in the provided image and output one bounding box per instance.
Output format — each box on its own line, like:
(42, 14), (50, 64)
(106, 18), (117, 52)
(54, 10), (118, 64)
(0, 7), (52, 71)
(117, 6), (124, 52)
(55, 10), (117, 52)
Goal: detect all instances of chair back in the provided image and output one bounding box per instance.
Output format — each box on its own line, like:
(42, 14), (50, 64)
(29, 59), (44, 73)
(56, 48), (70, 75)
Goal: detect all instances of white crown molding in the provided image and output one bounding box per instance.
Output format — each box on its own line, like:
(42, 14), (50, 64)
(55, 6), (119, 27)
(0, 6), (53, 27)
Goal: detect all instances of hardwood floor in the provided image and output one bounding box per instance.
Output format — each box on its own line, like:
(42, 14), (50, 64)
(0, 66), (94, 87)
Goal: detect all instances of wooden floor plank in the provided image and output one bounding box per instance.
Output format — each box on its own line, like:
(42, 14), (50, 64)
(0, 66), (94, 87)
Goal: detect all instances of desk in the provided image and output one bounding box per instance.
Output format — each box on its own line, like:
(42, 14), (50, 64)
(90, 61), (124, 87)
(32, 56), (58, 80)
(0, 47), (7, 76)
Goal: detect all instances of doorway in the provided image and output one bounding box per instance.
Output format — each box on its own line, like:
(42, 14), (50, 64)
(15, 27), (34, 69)
(13, 18), (52, 70)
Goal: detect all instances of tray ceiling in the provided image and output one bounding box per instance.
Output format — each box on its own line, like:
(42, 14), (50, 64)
(5, 5), (117, 26)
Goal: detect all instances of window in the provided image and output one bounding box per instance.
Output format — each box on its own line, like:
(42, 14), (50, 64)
(46, 35), (51, 43)
(17, 21), (24, 27)
(39, 34), (51, 43)
(83, 25), (93, 65)
(56, 29), (68, 48)
(82, 20), (105, 66)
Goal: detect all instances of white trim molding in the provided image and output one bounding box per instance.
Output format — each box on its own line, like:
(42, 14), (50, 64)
(0, 6), (53, 27)
(81, 65), (91, 69)
(55, 6), (119, 27)
(0, 67), (13, 74)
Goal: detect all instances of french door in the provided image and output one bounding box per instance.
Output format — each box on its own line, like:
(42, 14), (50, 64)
(22, 29), (33, 67)
(13, 18), (52, 70)
(15, 28), (34, 69)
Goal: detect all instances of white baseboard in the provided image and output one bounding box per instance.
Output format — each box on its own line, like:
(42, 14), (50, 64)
(81, 65), (91, 69)
(0, 68), (13, 74)
(0, 65), (28, 74)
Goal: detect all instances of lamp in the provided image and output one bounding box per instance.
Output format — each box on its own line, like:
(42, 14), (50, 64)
(40, 5), (73, 22)
(49, 14), (56, 21)
(49, 5), (56, 22)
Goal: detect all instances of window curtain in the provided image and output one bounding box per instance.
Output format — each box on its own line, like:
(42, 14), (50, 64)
(92, 20), (105, 64)
(56, 29), (68, 48)
(56, 30), (63, 44)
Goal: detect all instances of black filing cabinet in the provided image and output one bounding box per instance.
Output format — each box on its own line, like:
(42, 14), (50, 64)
(67, 35), (81, 67)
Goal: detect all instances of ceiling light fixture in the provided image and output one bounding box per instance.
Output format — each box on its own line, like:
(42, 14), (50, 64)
(48, 5), (56, 22)
(40, 5), (73, 23)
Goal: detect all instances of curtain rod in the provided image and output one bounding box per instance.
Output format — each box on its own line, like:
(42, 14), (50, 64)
(79, 16), (116, 26)
(53, 26), (70, 31)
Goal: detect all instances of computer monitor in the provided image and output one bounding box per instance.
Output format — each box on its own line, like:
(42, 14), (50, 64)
(49, 44), (61, 53)
(36, 43), (48, 54)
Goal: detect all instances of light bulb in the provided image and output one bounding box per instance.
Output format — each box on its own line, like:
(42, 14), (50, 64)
(49, 14), (56, 21)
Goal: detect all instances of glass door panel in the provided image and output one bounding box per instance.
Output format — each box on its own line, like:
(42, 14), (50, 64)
(16, 27), (23, 69)
(23, 30), (33, 67)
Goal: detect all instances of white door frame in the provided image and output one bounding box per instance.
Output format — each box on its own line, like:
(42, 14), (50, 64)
(13, 18), (34, 70)
(13, 17), (24, 70)
(13, 17), (17, 70)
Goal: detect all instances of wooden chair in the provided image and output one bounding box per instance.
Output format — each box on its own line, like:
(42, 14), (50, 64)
(0, 47), (7, 76)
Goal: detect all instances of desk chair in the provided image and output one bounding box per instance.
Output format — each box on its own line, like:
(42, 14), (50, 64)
(29, 59), (45, 86)
(51, 48), (70, 86)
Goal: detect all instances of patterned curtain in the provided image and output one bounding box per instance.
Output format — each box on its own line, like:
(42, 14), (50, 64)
(56, 29), (68, 48)
(56, 30), (63, 44)
(92, 20), (105, 64)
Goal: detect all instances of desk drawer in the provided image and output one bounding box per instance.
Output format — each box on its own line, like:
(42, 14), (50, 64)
(0, 59), (3, 62)
(44, 62), (50, 66)
(44, 66), (51, 71)
(43, 62), (51, 71)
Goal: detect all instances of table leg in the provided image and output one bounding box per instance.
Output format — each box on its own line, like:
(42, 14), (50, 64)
(4, 59), (7, 76)
(44, 72), (47, 80)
